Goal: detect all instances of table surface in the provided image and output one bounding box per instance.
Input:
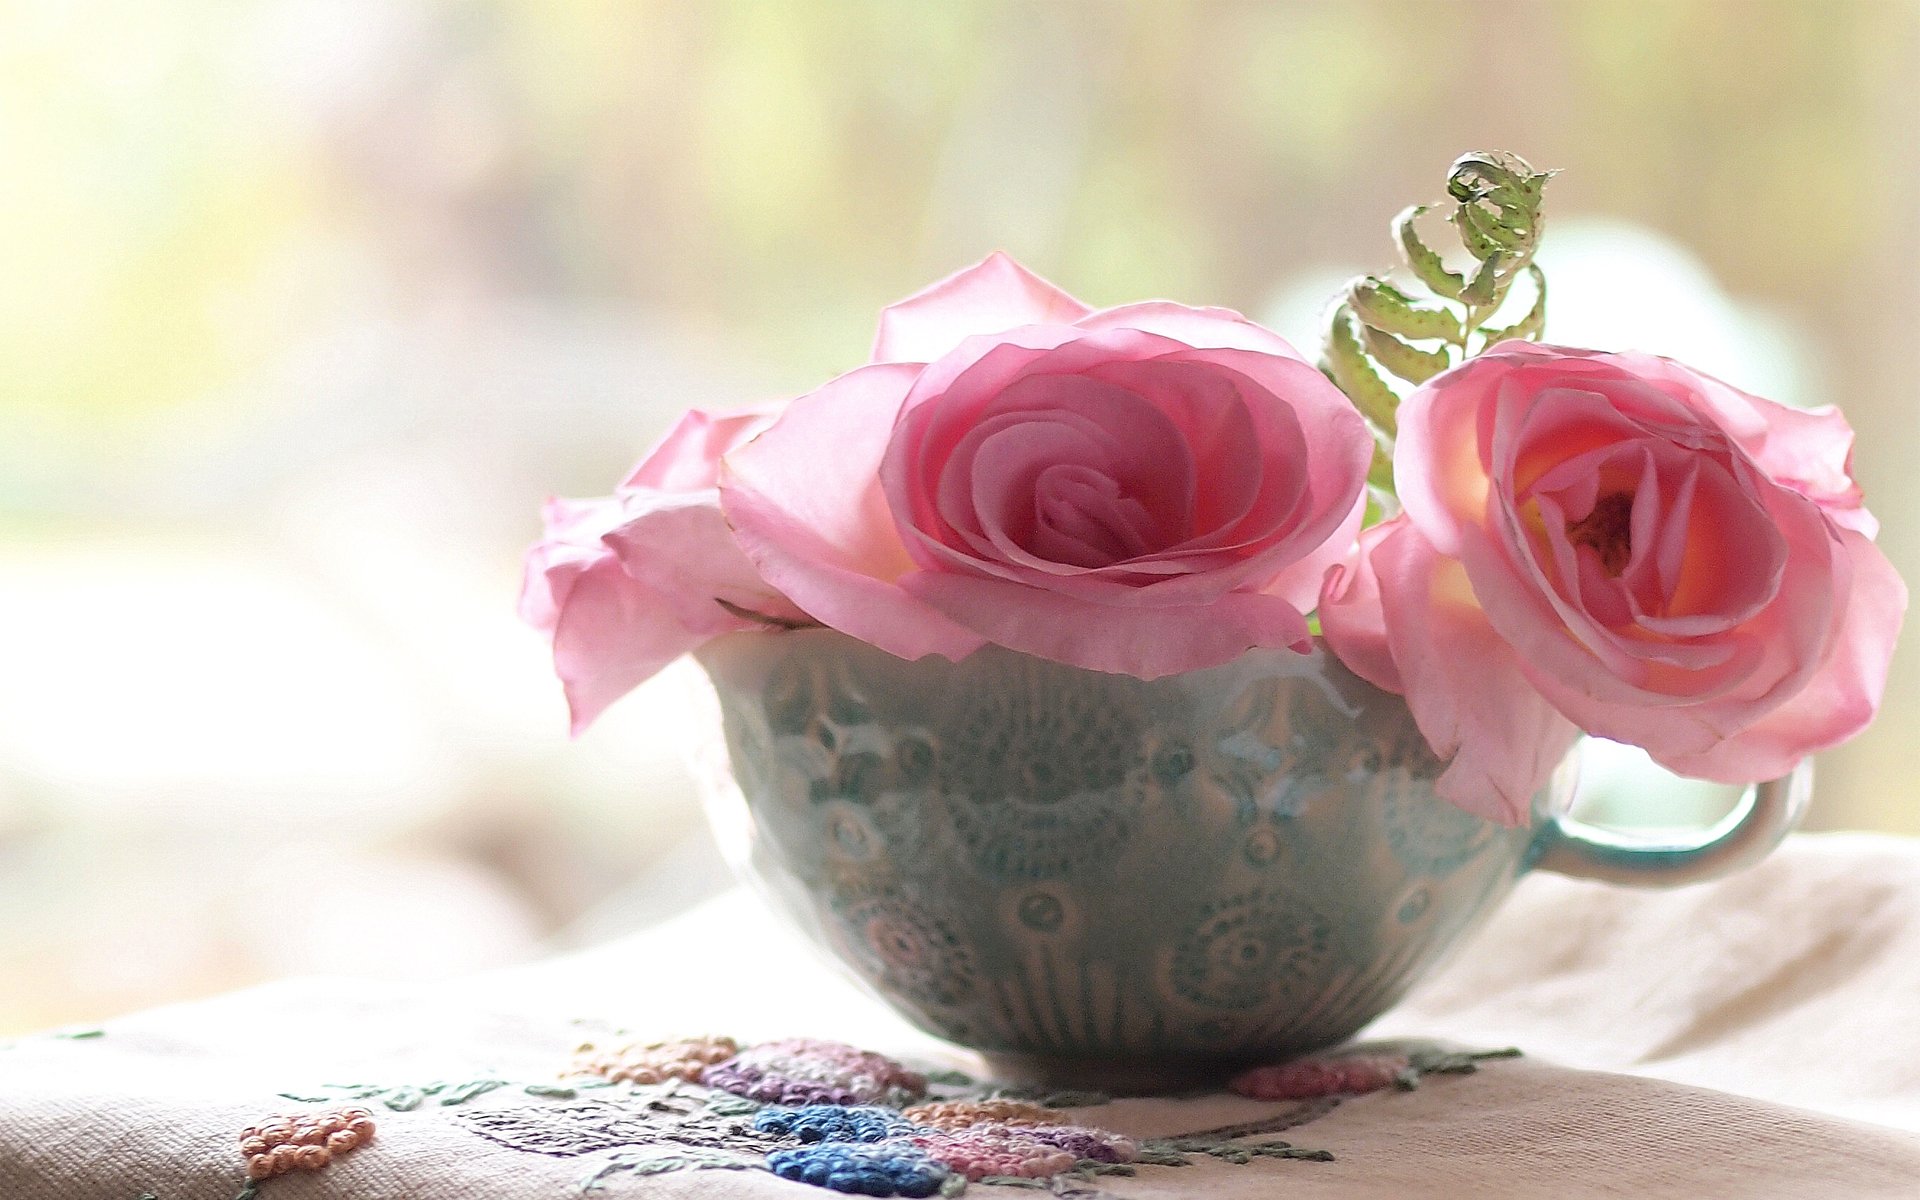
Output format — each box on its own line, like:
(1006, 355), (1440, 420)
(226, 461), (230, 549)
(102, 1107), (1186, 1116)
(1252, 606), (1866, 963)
(6, 831), (1920, 1199)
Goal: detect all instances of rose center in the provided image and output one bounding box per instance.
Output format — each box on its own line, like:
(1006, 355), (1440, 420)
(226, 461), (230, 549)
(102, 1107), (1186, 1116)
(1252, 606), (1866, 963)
(1566, 492), (1634, 576)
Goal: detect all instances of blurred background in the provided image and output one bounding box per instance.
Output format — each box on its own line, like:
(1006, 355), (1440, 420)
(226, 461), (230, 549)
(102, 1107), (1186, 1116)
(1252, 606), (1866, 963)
(4, 0), (1917, 1035)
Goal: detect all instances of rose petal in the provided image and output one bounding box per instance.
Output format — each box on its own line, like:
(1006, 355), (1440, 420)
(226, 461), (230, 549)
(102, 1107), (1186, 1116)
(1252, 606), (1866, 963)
(518, 496), (622, 632)
(721, 363), (987, 663)
(1263, 486), (1367, 616)
(1612, 351), (1875, 536)
(881, 331), (1369, 609)
(1393, 350), (1510, 553)
(1319, 521), (1404, 695)
(1464, 485), (1840, 755)
(948, 380), (1195, 566)
(523, 490), (784, 731)
(901, 570), (1311, 679)
(1073, 301), (1310, 360)
(1653, 526), (1906, 781)
(1082, 357), (1261, 534)
(602, 492), (806, 632)
(548, 558), (702, 735)
(1363, 519), (1582, 823)
(621, 406), (779, 492)
(871, 252), (1091, 365)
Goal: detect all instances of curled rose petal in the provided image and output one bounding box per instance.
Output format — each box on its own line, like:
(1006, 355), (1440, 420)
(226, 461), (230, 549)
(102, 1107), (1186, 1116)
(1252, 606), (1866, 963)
(720, 363), (988, 665)
(871, 251), (1091, 365)
(520, 406), (799, 731)
(543, 550), (691, 734)
(1073, 300), (1312, 358)
(1607, 350), (1875, 537)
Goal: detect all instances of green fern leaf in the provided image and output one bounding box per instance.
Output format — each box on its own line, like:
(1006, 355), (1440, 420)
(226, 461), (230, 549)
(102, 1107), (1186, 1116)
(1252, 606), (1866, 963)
(1393, 206), (1464, 299)
(1348, 277), (1462, 342)
(1361, 324), (1451, 384)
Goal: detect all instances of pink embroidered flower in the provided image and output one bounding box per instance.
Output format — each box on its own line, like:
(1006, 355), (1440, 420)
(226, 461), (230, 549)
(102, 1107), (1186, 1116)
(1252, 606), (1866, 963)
(519, 407), (803, 731)
(722, 253), (1373, 679)
(909, 1125), (1079, 1180)
(1228, 1054), (1410, 1099)
(1321, 343), (1906, 821)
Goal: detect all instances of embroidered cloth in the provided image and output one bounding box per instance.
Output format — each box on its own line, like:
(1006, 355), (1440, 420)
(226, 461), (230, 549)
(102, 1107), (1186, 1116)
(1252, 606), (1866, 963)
(5, 832), (1920, 1198)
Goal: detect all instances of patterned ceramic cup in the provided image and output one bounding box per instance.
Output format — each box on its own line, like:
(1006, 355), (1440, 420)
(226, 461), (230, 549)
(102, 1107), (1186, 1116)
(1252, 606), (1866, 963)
(691, 628), (1807, 1072)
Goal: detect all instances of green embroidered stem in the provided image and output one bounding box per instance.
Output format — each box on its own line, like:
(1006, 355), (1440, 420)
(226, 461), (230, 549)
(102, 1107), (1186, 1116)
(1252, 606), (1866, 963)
(1396, 1045), (1523, 1090)
(1133, 1098), (1342, 1167)
(1073, 1162), (1136, 1177)
(962, 1176), (1132, 1200)
(703, 1092), (765, 1117)
(1321, 150), (1555, 501)
(1137, 1136), (1335, 1167)
(438, 1078), (509, 1106)
(578, 1149), (764, 1193)
(981, 1086), (1111, 1109)
(54, 1027), (106, 1040)
(282, 1075), (526, 1111)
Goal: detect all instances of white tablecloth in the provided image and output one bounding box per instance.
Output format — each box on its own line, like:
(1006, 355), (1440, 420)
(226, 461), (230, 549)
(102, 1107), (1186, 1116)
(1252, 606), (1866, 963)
(5, 832), (1919, 1198)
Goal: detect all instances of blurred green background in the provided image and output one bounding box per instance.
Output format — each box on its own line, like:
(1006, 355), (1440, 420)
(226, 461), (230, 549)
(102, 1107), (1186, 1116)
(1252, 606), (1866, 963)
(3, 0), (1916, 1034)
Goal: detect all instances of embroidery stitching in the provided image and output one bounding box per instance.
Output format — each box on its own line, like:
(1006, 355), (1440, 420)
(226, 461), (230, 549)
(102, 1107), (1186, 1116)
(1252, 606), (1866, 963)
(453, 1091), (785, 1159)
(573, 1035), (740, 1085)
(1229, 1045), (1522, 1099)
(239, 1106), (377, 1180)
(365, 1032), (1521, 1196)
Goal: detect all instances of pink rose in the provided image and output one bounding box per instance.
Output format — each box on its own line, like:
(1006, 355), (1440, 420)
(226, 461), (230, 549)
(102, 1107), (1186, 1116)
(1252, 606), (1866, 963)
(520, 407), (801, 732)
(722, 253), (1373, 678)
(1321, 342), (1906, 823)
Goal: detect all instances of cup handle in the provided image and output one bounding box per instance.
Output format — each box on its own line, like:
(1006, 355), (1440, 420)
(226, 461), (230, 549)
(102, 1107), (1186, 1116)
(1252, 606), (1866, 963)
(1529, 760), (1812, 887)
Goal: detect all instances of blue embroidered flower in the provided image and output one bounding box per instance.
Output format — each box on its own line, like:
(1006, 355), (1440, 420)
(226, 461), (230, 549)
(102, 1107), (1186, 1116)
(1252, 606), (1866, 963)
(754, 1104), (915, 1144)
(766, 1142), (948, 1197)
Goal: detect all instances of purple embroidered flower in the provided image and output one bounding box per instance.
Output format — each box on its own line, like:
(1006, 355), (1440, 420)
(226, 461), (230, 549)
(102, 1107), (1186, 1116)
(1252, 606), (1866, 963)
(767, 1142), (948, 1197)
(703, 1039), (926, 1106)
(755, 1105), (915, 1144)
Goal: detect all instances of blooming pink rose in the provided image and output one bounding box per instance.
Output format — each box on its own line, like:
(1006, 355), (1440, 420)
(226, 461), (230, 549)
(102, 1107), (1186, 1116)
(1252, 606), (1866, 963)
(520, 407), (801, 732)
(1321, 342), (1906, 823)
(722, 253), (1374, 678)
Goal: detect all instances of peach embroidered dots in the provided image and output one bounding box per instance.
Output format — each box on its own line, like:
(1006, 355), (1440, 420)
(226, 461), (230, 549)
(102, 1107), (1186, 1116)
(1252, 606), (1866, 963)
(900, 1098), (1066, 1130)
(572, 1035), (740, 1085)
(239, 1107), (375, 1180)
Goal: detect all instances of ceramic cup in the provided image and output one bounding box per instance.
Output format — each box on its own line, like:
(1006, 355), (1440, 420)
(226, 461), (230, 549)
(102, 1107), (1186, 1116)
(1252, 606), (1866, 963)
(691, 628), (1808, 1074)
